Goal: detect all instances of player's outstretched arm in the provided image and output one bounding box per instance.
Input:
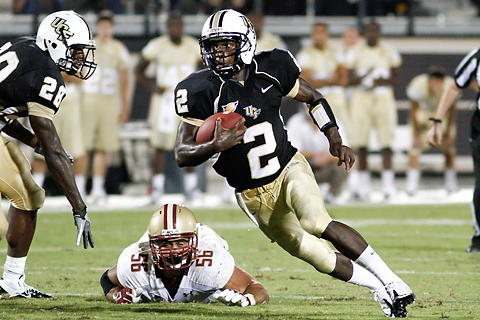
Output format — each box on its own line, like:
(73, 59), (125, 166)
(215, 266), (269, 307)
(427, 81), (461, 147)
(292, 77), (355, 172)
(175, 119), (246, 167)
(29, 114), (93, 248)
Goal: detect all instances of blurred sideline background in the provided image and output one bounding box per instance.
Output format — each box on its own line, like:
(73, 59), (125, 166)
(1, 0), (479, 207)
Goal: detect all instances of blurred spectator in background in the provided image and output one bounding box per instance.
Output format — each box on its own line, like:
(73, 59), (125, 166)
(471, 0), (480, 16)
(341, 27), (362, 58)
(31, 74), (87, 199)
(287, 108), (348, 204)
(13, 0), (64, 14)
(340, 27), (362, 110)
(296, 23), (350, 139)
(199, 0), (253, 15)
(136, 12), (203, 205)
(405, 66), (458, 196)
(263, 0), (305, 15)
(66, 0), (125, 14)
(247, 12), (286, 52)
(345, 21), (402, 201)
(77, 10), (131, 204)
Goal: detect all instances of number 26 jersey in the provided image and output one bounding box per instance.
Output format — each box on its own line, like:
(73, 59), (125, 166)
(175, 49), (301, 191)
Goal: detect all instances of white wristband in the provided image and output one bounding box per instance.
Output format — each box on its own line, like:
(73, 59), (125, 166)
(311, 104), (331, 129)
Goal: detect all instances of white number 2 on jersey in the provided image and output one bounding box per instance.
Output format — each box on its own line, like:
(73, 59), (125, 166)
(175, 89), (188, 113)
(244, 122), (280, 179)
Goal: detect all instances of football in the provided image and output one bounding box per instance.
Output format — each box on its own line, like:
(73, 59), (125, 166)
(195, 112), (245, 143)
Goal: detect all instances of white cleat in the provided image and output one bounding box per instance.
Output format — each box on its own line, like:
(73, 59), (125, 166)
(386, 281), (415, 318)
(0, 275), (51, 298)
(373, 287), (394, 317)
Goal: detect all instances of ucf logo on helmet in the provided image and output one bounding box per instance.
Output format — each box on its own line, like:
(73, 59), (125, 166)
(51, 17), (74, 41)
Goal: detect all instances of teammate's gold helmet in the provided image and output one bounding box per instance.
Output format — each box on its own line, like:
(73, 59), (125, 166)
(148, 204), (198, 270)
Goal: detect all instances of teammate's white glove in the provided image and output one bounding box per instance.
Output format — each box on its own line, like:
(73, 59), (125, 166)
(73, 207), (94, 249)
(113, 287), (143, 304)
(213, 289), (256, 307)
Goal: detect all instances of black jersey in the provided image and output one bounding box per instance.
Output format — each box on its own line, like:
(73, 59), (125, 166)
(175, 48), (301, 191)
(0, 36), (66, 130)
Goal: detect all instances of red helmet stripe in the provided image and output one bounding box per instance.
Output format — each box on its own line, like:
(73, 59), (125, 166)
(164, 203), (178, 230)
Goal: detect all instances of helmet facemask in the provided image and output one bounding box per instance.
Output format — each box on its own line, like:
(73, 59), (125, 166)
(59, 43), (96, 80)
(150, 232), (198, 271)
(200, 35), (248, 78)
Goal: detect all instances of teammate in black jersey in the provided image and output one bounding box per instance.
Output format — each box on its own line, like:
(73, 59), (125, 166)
(427, 49), (480, 253)
(174, 9), (415, 317)
(0, 11), (96, 298)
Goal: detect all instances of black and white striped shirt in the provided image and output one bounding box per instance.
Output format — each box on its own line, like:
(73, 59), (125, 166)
(455, 48), (480, 138)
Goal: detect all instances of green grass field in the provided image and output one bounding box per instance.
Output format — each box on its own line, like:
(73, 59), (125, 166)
(0, 203), (479, 319)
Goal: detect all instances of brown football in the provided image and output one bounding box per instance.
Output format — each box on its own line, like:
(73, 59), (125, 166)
(195, 112), (246, 143)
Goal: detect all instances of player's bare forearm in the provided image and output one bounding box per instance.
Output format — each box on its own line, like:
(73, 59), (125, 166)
(2, 120), (37, 147)
(434, 81), (461, 121)
(175, 121), (221, 167)
(30, 116), (85, 211)
(244, 282), (270, 305)
(294, 77), (323, 104)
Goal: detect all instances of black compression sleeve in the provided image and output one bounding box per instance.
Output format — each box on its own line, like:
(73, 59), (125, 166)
(100, 269), (117, 296)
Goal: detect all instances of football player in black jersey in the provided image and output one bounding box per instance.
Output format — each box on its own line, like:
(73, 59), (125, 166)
(0, 11), (96, 298)
(174, 9), (415, 318)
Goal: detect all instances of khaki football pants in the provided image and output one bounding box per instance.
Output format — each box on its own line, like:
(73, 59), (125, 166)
(0, 137), (45, 240)
(238, 153), (337, 273)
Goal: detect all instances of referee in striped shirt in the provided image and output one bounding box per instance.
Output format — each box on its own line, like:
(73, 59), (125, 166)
(427, 49), (480, 253)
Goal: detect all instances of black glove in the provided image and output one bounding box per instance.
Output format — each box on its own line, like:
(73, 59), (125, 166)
(73, 207), (94, 249)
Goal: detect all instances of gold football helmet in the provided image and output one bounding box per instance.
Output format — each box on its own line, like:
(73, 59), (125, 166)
(148, 204), (198, 270)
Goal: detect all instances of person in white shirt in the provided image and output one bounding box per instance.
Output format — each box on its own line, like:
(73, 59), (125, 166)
(100, 203), (269, 306)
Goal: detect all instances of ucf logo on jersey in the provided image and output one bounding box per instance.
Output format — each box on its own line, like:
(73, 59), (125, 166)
(244, 105), (261, 119)
(51, 17), (74, 41)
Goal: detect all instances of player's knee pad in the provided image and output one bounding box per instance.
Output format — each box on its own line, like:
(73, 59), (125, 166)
(297, 233), (336, 274)
(6, 141), (45, 210)
(274, 222), (336, 274)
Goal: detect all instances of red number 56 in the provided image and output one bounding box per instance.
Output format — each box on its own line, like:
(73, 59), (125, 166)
(196, 250), (213, 267)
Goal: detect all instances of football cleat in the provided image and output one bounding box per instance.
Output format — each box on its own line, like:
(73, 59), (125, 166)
(0, 276), (52, 298)
(372, 287), (394, 317)
(386, 281), (415, 318)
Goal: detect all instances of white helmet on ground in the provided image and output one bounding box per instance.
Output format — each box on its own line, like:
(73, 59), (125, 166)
(36, 10), (97, 80)
(200, 9), (256, 78)
(148, 203), (198, 270)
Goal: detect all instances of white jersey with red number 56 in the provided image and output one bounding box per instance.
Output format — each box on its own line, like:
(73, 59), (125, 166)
(116, 239), (235, 303)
